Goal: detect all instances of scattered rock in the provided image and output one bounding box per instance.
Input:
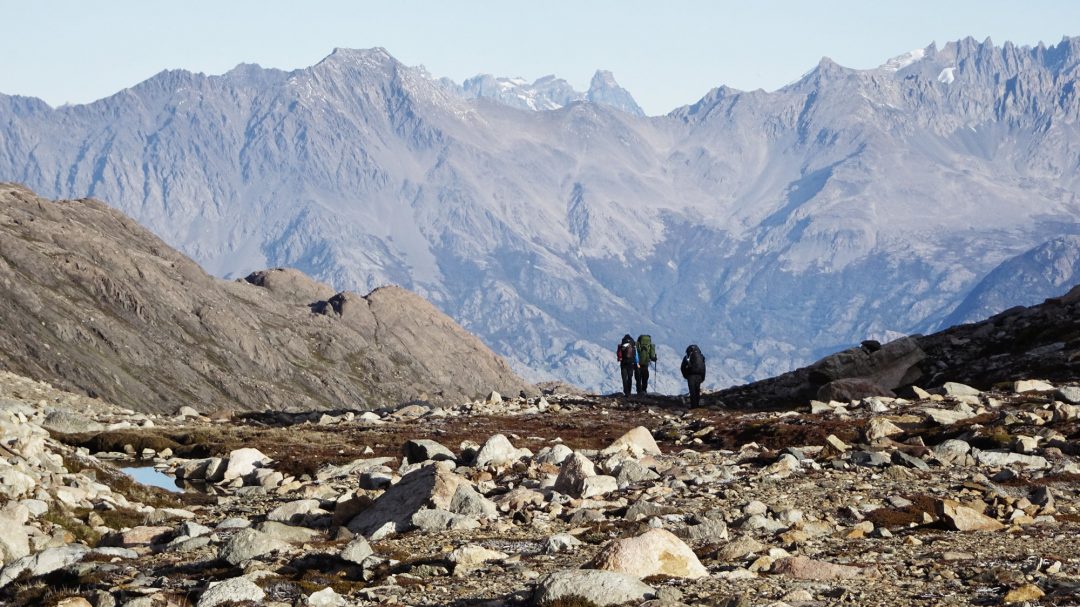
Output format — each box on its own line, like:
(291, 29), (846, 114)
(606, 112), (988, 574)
(532, 569), (655, 607)
(771, 555), (863, 580)
(198, 576), (266, 607)
(589, 528), (708, 579)
(936, 500), (1005, 532)
(218, 529), (291, 566)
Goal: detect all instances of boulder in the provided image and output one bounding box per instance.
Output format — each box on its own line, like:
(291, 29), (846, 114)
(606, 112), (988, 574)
(472, 434), (529, 468)
(266, 499), (326, 524)
(496, 487), (545, 512)
(543, 533), (583, 554)
(219, 529), (291, 566)
(615, 460), (660, 488)
(340, 537), (374, 565)
(0, 544), (89, 589)
(1003, 583), (1045, 603)
(448, 544), (507, 573)
(581, 475), (619, 499)
(972, 449), (1048, 470)
(817, 378), (895, 403)
(1056, 386), (1080, 404)
(600, 426), (662, 458)
(0, 466), (36, 499)
(941, 382), (981, 397)
(1013, 379), (1054, 393)
(534, 444), (574, 465)
(403, 439), (456, 463)
(933, 439), (972, 465)
(411, 508), (481, 532)
(0, 518), (31, 564)
(553, 452), (597, 498)
(684, 518), (729, 543)
(42, 410), (103, 435)
(222, 448), (270, 482)
(105, 525), (173, 547)
(197, 576), (266, 607)
(449, 483), (498, 519)
(347, 463), (468, 539)
(936, 500), (1005, 532)
(588, 528), (708, 579)
(865, 418), (904, 441)
(532, 569), (655, 607)
(717, 536), (765, 561)
(256, 521), (322, 544)
(808, 337), (926, 391)
(924, 408), (975, 426)
(307, 587), (347, 607)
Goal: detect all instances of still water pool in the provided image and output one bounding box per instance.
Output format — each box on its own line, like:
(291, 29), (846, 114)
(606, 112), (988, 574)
(121, 467), (182, 493)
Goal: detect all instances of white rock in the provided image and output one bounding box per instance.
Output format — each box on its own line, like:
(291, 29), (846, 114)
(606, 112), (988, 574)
(580, 475), (619, 499)
(222, 448), (270, 482)
(589, 528), (708, 579)
(472, 434), (528, 468)
(533, 569), (655, 606)
(600, 426), (661, 458)
(1014, 379), (1054, 393)
(306, 587), (346, 607)
(218, 529), (291, 566)
(942, 382), (981, 397)
(198, 576), (266, 607)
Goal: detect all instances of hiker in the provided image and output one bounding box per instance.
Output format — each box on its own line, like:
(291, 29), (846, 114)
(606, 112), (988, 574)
(616, 334), (638, 397)
(635, 334), (657, 394)
(680, 344), (706, 407)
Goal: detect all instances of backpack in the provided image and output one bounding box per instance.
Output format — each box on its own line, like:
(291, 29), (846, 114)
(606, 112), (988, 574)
(619, 339), (637, 365)
(637, 335), (656, 365)
(682, 345), (706, 377)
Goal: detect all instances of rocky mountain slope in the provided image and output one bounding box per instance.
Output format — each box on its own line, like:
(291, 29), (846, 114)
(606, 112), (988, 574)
(0, 362), (1078, 606)
(0, 184), (528, 414)
(713, 283), (1080, 409)
(2, 38), (1080, 391)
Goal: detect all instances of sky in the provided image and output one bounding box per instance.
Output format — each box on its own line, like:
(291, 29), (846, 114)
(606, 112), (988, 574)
(3, 1), (1079, 116)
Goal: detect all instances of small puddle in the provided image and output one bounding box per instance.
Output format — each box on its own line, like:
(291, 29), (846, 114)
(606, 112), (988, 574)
(121, 467), (183, 493)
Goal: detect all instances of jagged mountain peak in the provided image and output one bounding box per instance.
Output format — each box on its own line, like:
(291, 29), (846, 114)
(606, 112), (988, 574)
(458, 68), (644, 115)
(586, 70), (645, 116)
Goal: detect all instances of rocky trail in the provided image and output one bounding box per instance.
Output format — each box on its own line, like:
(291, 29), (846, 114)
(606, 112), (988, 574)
(0, 369), (1079, 607)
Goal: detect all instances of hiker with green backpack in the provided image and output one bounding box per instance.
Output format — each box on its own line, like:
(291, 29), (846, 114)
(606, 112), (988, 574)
(635, 334), (658, 395)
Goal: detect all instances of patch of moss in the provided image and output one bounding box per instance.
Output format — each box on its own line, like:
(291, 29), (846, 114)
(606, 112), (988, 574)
(41, 506), (100, 547)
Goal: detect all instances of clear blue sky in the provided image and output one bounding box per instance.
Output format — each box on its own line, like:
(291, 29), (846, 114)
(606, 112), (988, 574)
(3, 0), (1078, 115)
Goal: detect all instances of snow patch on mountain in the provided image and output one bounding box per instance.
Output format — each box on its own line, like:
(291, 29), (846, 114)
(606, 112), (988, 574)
(880, 48), (927, 71)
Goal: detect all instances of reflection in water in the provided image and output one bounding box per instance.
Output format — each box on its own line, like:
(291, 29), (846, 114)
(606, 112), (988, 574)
(121, 467), (182, 493)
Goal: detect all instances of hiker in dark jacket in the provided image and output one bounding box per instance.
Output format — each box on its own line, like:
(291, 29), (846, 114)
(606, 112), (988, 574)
(680, 344), (706, 407)
(635, 334), (657, 395)
(616, 334), (638, 397)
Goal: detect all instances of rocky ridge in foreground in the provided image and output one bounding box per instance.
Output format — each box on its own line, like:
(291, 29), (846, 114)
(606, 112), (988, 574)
(1, 369), (1078, 606)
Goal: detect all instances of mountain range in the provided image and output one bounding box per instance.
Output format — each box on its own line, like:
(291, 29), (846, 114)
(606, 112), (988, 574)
(2, 37), (1080, 391)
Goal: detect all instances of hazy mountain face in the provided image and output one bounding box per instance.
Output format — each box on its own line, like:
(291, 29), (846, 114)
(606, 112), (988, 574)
(2, 38), (1079, 392)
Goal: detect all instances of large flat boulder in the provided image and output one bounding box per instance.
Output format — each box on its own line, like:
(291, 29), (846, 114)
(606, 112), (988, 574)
(347, 463), (469, 539)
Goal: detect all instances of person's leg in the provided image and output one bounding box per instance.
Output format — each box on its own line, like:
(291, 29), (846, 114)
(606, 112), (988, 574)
(688, 376), (702, 407)
(639, 366), (649, 394)
(621, 366), (633, 396)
